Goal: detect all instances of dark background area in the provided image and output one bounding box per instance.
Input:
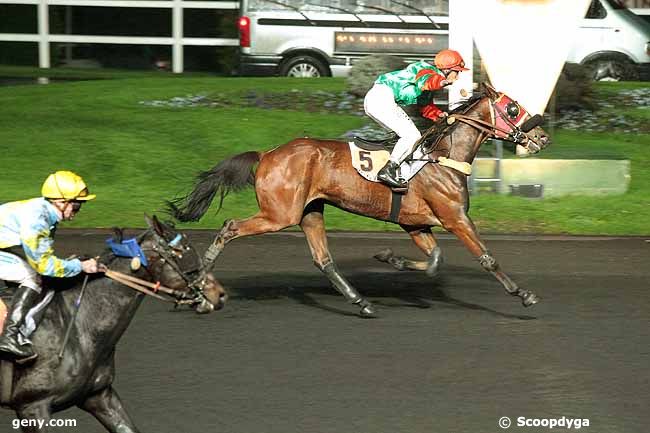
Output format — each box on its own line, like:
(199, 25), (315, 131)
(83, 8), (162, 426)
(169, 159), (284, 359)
(0, 5), (238, 72)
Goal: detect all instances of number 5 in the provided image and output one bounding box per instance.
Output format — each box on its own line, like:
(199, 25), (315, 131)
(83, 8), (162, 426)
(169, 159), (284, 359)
(359, 151), (373, 172)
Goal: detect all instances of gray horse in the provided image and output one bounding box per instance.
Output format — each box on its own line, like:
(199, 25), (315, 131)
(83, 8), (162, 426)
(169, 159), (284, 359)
(0, 216), (226, 433)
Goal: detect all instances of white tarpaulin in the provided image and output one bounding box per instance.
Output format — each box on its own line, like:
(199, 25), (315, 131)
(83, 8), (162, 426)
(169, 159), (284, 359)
(467, 0), (592, 115)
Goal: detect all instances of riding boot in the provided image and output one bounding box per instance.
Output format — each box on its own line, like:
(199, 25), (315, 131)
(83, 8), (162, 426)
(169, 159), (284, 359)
(377, 161), (407, 188)
(0, 285), (40, 360)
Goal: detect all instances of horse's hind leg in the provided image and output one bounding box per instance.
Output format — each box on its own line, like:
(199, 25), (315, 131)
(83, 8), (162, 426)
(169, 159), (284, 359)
(203, 211), (302, 272)
(441, 214), (539, 307)
(80, 386), (140, 433)
(300, 203), (376, 317)
(374, 226), (443, 277)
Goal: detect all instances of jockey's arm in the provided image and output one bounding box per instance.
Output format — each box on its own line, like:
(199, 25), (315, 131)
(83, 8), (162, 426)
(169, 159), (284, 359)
(415, 69), (449, 120)
(20, 220), (83, 278)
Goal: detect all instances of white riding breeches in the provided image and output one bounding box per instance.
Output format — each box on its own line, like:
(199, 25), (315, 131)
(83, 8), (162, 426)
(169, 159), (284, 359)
(364, 83), (422, 163)
(0, 251), (53, 342)
(0, 251), (41, 292)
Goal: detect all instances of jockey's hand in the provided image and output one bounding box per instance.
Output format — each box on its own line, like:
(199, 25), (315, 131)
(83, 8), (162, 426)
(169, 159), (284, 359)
(439, 111), (449, 118)
(81, 258), (105, 274)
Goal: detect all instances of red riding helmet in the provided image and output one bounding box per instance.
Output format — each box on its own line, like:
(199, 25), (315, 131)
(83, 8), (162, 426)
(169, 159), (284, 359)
(434, 49), (469, 72)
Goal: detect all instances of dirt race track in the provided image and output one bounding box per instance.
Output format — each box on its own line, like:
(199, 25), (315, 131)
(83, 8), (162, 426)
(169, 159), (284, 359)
(1, 230), (649, 433)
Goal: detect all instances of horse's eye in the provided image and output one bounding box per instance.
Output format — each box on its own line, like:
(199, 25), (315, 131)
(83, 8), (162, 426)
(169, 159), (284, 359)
(506, 102), (520, 118)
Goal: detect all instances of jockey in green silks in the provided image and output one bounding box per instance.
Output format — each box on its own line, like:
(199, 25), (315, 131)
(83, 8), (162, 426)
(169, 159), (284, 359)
(364, 49), (470, 188)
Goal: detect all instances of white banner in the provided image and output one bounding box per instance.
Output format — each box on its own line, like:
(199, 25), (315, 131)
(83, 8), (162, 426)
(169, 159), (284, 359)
(468, 0), (592, 115)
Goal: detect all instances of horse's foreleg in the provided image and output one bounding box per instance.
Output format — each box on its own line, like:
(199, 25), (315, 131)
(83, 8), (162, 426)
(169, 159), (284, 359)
(301, 208), (376, 318)
(79, 386), (140, 433)
(443, 215), (539, 307)
(15, 402), (51, 432)
(374, 226), (443, 276)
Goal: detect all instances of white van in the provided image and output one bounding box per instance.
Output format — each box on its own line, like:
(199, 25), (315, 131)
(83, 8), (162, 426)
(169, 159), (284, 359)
(237, 0), (449, 78)
(568, 0), (650, 80)
(237, 0), (650, 81)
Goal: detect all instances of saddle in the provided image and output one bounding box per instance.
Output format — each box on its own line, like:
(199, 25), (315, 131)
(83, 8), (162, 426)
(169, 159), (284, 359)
(349, 120), (459, 184)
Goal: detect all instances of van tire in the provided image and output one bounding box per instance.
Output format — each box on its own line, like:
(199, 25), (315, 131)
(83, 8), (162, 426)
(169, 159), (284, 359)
(279, 55), (329, 78)
(583, 56), (639, 81)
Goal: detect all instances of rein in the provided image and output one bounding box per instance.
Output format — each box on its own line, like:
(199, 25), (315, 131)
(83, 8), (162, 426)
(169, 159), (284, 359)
(409, 93), (534, 175)
(104, 269), (196, 306)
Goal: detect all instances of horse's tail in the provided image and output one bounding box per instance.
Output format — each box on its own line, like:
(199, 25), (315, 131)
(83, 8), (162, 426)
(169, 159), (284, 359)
(168, 151), (262, 222)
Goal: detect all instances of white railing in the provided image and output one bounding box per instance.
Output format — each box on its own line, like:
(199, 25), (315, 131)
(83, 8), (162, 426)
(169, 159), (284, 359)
(0, 0), (239, 73)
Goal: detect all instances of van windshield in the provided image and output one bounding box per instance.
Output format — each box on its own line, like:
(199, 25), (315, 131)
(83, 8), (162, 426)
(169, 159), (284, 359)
(247, 0), (449, 16)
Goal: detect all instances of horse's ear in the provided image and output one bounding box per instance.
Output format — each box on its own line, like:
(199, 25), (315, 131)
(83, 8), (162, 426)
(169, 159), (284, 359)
(143, 213), (164, 235)
(150, 215), (166, 236)
(111, 227), (123, 242)
(144, 213), (154, 228)
(481, 82), (499, 99)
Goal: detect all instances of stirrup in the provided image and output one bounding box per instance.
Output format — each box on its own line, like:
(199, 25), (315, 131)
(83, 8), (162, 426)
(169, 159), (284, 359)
(377, 165), (407, 189)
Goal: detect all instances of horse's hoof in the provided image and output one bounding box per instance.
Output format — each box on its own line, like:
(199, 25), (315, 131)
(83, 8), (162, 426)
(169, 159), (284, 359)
(520, 290), (540, 307)
(358, 301), (377, 318)
(373, 249), (393, 263)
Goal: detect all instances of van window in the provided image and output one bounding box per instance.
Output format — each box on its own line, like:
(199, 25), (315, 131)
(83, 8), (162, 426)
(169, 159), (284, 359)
(603, 0), (625, 9)
(585, 0), (607, 19)
(247, 0), (448, 16)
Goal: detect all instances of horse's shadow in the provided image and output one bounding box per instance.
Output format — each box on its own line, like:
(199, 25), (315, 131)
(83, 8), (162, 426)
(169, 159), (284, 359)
(219, 261), (537, 321)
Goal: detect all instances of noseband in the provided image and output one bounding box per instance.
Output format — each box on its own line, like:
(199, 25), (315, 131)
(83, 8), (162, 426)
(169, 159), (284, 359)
(446, 93), (542, 147)
(108, 229), (209, 307)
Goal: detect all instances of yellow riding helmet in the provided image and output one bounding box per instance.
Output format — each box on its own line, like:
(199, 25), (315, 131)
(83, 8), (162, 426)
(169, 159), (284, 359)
(41, 171), (96, 201)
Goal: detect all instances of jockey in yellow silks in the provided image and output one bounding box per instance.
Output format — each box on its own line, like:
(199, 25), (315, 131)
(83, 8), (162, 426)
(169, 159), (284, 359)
(0, 171), (102, 361)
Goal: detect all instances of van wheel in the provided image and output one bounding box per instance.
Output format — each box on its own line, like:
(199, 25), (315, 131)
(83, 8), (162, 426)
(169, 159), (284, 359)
(584, 57), (639, 81)
(279, 56), (329, 78)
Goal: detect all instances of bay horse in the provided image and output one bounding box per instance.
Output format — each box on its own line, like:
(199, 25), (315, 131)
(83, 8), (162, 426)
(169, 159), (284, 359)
(0, 215), (226, 433)
(169, 83), (549, 317)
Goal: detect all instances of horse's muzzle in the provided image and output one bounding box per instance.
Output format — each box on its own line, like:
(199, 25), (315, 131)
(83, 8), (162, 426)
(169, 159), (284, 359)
(524, 128), (551, 154)
(192, 273), (227, 314)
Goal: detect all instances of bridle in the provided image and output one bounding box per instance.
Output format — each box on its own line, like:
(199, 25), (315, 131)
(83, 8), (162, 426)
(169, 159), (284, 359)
(409, 91), (545, 176)
(106, 228), (210, 308)
(446, 93), (545, 151)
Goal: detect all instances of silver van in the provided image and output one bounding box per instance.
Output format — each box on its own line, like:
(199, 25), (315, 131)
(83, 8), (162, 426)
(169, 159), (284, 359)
(237, 0), (450, 77)
(568, 0), (650, 80)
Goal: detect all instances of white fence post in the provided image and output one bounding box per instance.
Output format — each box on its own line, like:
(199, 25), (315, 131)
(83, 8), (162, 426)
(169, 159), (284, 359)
(172, 0), (183, 73)
(38, 0), (50, 68)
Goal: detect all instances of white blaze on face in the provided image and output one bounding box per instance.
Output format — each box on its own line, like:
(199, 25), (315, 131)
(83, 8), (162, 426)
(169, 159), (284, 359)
(469, 0), (592, 116)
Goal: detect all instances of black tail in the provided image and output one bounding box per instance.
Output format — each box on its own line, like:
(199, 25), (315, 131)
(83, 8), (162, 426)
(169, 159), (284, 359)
(167, 151), (261, 222)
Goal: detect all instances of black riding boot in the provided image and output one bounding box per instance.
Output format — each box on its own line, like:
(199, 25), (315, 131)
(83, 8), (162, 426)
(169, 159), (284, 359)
(377, 161), (407, 188)
(0, 285), (40, 360)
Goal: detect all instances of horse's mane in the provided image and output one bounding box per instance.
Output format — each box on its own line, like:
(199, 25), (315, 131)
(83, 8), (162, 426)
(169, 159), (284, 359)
(417, 92), (486, 154)
(448, 92), (484, 115)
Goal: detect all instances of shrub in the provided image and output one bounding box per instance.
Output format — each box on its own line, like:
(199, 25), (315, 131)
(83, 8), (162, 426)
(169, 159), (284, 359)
(551, 63), (595, 112)
(346, 55), (406, 97)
